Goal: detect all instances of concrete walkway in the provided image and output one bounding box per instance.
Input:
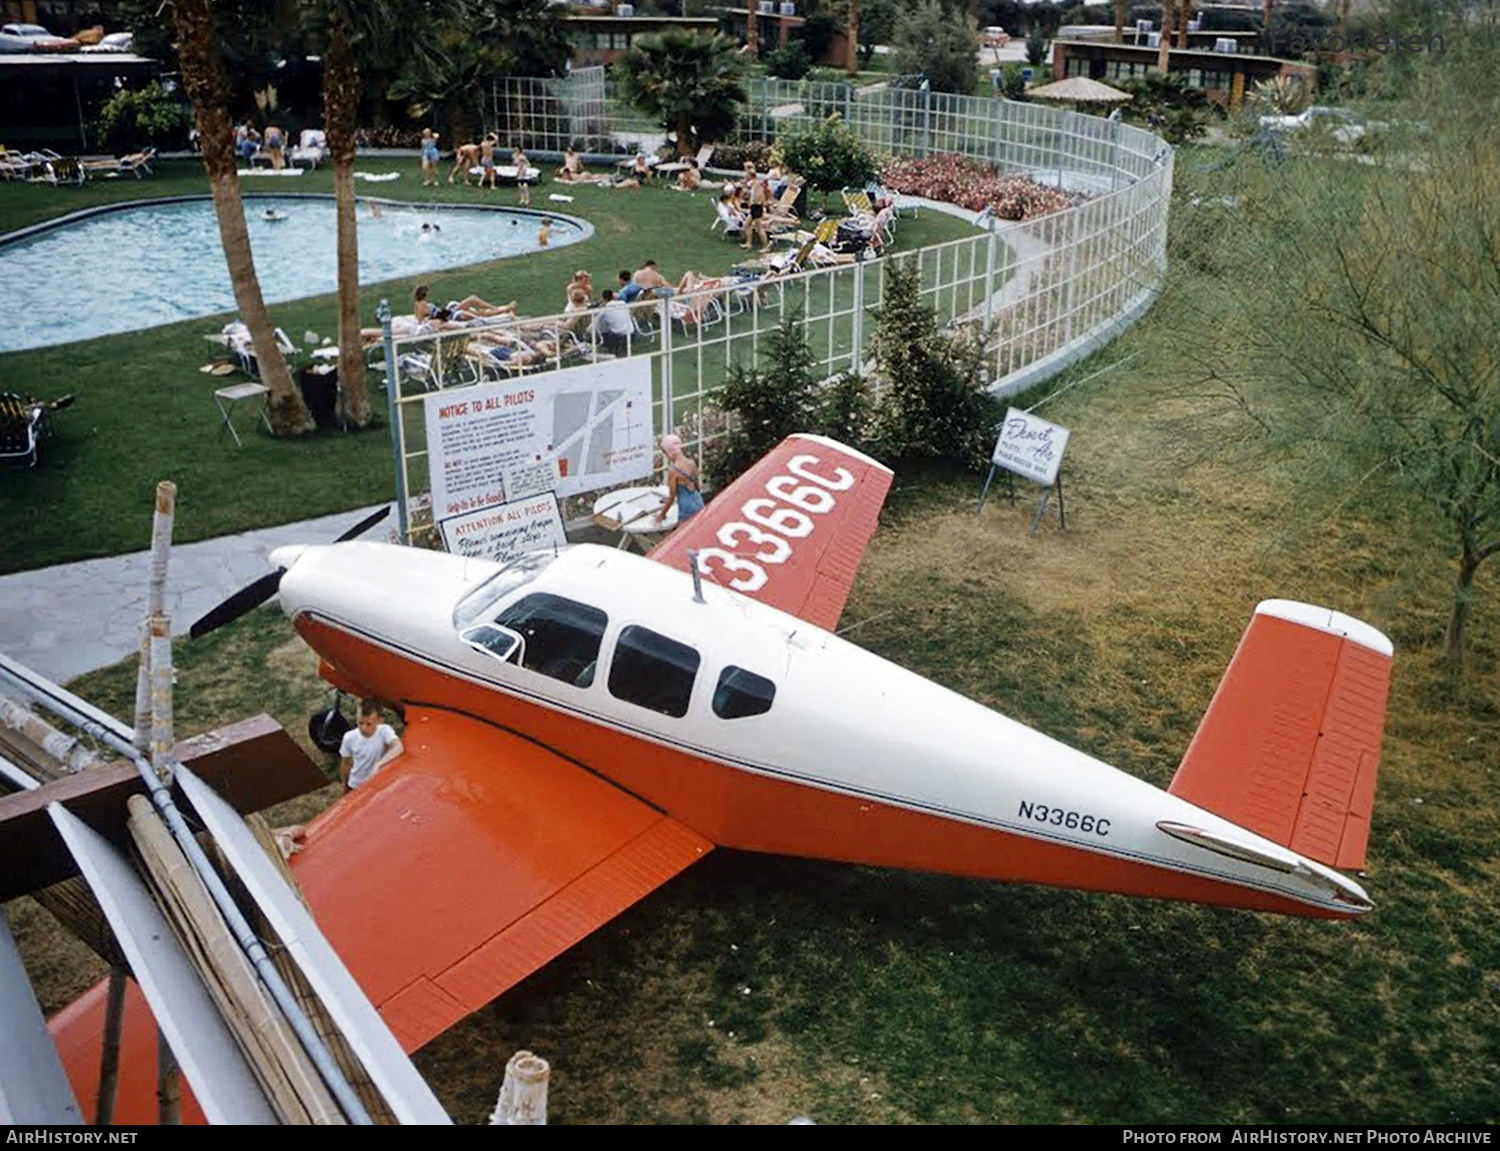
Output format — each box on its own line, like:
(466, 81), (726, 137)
(0, 504), (389, 684)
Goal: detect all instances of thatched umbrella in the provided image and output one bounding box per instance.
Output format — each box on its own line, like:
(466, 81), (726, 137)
(1026, 76), (1132, 107)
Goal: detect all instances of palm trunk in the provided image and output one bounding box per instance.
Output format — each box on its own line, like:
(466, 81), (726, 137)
(1177, 0), (1193, 48)
(1157, 0), (1174, 72)
(324, 16), (372, 427)
(1263, 0), (1275, 53)
(1114, 0), (1126, 43)
(847, 0), (859, 75)
(173, 0), (311, 436)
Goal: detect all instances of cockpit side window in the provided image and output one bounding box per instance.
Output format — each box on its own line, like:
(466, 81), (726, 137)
(712, 667), (776, 719)
(608, 626), (700, 718)
(495, 592), (607, 687)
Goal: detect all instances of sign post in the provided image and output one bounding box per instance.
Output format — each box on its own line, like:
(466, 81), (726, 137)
(978, 407), (1071, 537)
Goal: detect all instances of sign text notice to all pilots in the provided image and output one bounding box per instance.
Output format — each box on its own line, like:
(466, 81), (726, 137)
(991, 408), (1070, 487)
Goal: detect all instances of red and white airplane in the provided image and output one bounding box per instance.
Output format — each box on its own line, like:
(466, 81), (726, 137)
(50, 433), (1391, 1121)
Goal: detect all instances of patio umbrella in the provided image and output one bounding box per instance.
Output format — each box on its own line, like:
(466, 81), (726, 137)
(1026, 77), (1132, 105)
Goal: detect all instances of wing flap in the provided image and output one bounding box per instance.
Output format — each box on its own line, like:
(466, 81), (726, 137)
(648, 434), (894, 630)
(1168, 601), (1392, 870)
(291, 706), (712, 1050)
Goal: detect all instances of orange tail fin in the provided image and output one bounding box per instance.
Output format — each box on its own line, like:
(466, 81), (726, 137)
(1168, 600), (1392, 870)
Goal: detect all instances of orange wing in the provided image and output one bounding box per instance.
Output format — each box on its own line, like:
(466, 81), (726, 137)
(51, 706), (712, 1117)
(289, 706), (712, 1051)
(1168, 601), (1392, 870)
(648, 434), (894, 630)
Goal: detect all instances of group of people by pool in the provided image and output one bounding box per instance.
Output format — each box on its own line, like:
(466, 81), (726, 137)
(429, 132), (537, 204)
(235, 123), (286, 170)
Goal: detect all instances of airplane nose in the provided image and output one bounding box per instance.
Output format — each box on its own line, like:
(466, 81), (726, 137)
(270, 544), (307, 571)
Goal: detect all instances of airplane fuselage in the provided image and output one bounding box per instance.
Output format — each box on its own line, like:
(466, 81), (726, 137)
(275, 541), (1372, 919)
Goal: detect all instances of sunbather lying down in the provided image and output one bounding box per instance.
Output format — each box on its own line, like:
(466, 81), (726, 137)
(470, 328), (559, 368)
(414, 284), (517, 325)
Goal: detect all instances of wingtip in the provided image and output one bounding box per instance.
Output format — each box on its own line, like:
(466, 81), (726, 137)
(1255, 599), (1393, 658)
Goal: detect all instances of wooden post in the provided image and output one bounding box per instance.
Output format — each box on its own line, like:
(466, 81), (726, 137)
(157, 1027), (181, 1125)
(489, 1050), (550, 1125)
(133, 482), (176, 750)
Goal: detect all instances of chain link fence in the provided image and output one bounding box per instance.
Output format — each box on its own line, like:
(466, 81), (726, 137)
(383, 72), (1172, 541)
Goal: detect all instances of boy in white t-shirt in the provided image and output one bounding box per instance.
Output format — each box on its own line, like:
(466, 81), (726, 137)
(339, 699), (404, 790)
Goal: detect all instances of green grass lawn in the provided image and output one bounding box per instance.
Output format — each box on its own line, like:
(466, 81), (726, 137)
(23, 316), (1498, 1121)
(0, 158), (975, 574)
(8, 149), (1498, 1125)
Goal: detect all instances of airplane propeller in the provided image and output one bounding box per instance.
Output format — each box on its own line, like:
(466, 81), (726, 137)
(189, 505), (391, 639)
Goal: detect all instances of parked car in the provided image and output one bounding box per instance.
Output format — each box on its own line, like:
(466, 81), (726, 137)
(983, 26), (1011, 48)
(1258, 105), (1387, 145)
(79, 32), (135, 54)
(0, 23), (75, 52)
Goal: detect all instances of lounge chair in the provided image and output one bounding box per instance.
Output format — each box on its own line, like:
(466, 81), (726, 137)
(289, 129), (328, 169)
(656, 143), (714, 178)
(398, 332), (479, 392)
(0, 146), (33, 180)
(27, 154), (83, 187)
(0, 393), (73, 469)
(711, 198), (746, 237)
(80, 148), (156, 180)
(222, 323), (298, 379)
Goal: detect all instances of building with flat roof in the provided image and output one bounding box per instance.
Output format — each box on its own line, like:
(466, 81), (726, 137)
(1051, 36), (1316, 109)
(0, 51), (159, 149)
(565, 14), (723, 66)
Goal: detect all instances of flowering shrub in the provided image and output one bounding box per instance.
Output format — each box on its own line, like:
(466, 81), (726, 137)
(780, 115), (880, 199)
(879, 154), (1084, 220)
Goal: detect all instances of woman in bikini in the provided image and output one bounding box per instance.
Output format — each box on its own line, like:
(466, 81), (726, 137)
(655, 434), (704, 526)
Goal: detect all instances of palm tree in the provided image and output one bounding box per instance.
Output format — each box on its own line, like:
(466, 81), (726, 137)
(1156, 0), (1174, 72)
(387, 1), (571, 160)
(171, 0), (313, 435)
(1177, 0), (1193, 48)
(1115, 0), (1127, 43)
(297, 1), (415, 429)
(614, 30), (748, 158)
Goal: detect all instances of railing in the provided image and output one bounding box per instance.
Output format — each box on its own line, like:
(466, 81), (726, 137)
(386, 74), (1172, 541)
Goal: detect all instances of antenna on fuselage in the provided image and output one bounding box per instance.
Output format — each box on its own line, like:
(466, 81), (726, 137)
(687, 550), (706, 604)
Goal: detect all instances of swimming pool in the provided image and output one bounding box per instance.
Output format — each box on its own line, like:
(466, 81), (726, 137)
(0, 197), (587, 352)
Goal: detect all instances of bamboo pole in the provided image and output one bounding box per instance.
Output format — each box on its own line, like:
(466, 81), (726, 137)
(94, 967), (128, 1126)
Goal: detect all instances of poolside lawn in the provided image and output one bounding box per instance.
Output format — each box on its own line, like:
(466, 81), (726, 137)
(0, 157), (976, 574)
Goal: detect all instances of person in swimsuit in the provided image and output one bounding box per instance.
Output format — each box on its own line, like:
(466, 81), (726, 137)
(513, 147), (532, 206)
(420, 129), (440, 186)
(450, 141), (479, 185)
(479, 134), (499, 190)
(557, 146), (584, 182)
(264, 125), (284, 170)
(655, 434), (704, 526)
(744, 166), (772, 253)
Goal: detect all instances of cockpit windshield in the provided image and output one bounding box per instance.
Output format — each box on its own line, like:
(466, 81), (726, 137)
(452, 549), (562, 630)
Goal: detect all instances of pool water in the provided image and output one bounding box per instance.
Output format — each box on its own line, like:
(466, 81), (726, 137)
(0, 197), (585, 352)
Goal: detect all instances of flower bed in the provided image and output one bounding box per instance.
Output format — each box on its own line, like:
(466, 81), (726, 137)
(879, 153), (1085, 220)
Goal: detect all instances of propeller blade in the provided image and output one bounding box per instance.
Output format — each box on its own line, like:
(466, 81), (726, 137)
(189, 570), (285, 639)
(335, 505), (391, 543)
(190, 506), (390, 640)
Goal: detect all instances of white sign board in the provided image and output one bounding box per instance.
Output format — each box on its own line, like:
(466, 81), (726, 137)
(438, 493), (567, 563)
(424, 357), (653, 520)
(991, 408), (1071, 487)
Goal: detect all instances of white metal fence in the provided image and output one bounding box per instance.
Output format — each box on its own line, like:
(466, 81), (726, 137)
(386, 76), (1172, 542)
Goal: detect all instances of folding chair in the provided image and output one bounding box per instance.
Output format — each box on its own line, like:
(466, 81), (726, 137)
(214, 382), (272, 447)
